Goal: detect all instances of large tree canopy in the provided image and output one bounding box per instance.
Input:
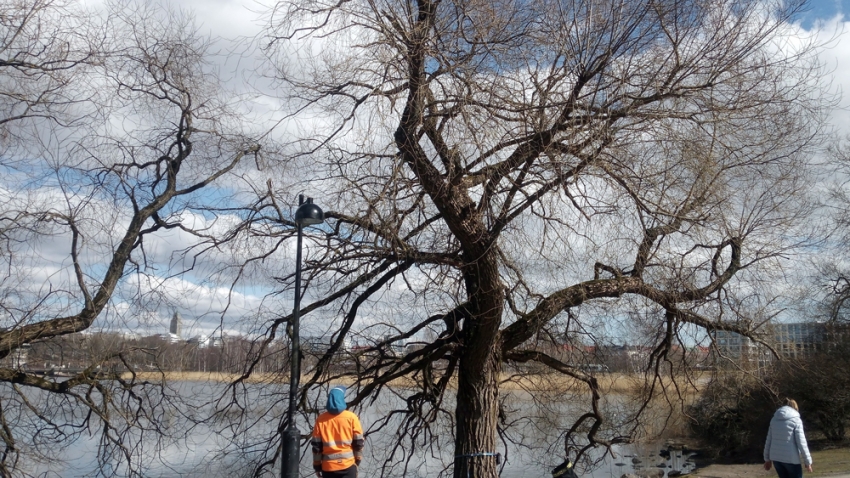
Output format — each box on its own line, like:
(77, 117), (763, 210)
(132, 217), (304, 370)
(0, 0), (834, 476)
(242, 0), (830, 476)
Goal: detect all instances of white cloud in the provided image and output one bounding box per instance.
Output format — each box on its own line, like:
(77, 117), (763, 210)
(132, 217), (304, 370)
(6, 0), (850, 340)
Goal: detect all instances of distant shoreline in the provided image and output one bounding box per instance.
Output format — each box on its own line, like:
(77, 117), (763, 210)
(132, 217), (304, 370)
(119, 371), (703, 395)
(121, 371), (281, 383)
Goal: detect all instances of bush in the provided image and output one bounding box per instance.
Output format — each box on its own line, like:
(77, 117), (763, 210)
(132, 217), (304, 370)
(690, 330), (850, 460)
(688, 374), (776, 461)
(776, 340), (850, 441)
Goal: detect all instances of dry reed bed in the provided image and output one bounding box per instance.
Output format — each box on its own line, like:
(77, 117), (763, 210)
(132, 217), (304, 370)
(121, 371), (706, 395)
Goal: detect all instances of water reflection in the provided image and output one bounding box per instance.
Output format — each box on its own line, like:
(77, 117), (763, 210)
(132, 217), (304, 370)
(6, 381), (697, 477)
(600, 443), (698, 478)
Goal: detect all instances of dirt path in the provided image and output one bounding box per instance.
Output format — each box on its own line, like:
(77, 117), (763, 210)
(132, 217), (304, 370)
(690, 463), (850, 478)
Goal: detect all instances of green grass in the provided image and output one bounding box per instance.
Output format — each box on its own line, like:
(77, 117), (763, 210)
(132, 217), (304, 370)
(810, 446), (850, 476)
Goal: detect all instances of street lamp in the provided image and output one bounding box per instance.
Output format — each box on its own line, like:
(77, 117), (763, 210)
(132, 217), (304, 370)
(283, 194), (324, 478)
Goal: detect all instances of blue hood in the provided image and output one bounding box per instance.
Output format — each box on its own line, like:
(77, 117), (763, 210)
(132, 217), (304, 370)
(327, 386), (347, 414)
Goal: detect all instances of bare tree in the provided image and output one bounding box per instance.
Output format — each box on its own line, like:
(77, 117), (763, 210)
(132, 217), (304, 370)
(816, 138), (850, 323)
(0, 0), (100, 271)
(0, 0), (100, 140)
(228, 0), (834, 476)
(0, 1), (262, 475)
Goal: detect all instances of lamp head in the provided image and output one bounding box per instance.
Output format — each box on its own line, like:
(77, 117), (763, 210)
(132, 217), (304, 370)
(295, 198), (324, 226)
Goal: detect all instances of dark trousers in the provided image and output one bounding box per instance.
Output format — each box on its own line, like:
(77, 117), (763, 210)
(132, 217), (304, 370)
(774, 461), (803, 478)
(322, 465), (357, 478)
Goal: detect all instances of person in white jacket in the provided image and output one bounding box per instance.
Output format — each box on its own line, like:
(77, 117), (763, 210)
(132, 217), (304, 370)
(764, 399), (813, 478)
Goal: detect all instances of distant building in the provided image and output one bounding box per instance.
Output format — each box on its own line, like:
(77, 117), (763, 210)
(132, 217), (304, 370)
(169, 311), (182, 339)
(302, 335), (352, 354)
(713, 322), (843, 368)
(714, 330), (756, 360)
(187, 335), (205, 347)
(121, 331), (140, 341)
(155, 333), (184, 344)
(187, 334), (223, 348)
(770, 322), (824, 359)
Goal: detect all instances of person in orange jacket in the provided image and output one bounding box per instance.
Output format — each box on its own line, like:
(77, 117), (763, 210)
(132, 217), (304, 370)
(311, 386), (364, 478)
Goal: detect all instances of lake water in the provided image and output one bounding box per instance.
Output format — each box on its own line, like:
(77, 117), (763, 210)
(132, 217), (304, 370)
(4, 381), (697, 477)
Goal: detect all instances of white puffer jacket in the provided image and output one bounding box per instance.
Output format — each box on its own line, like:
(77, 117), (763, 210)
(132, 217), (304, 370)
(763, 405), (812, 466)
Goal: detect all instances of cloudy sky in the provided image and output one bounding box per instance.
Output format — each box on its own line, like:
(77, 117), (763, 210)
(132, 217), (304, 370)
(9, 0), (850, 342)
(174, 0), (850, 334)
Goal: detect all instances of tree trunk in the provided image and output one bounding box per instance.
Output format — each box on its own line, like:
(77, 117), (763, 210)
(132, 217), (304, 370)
(454, 251), (503, 478)
(454, 347), (501, 478)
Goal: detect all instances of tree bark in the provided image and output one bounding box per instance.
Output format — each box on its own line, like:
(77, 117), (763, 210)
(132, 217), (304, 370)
(454, 250), (504, 478)
(454, 346), (501, 478)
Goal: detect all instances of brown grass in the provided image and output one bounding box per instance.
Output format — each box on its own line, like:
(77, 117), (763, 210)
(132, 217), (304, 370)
(691, 447), (850, 478)
(120, 371), (707, 393)
(810, 446), (850, 476)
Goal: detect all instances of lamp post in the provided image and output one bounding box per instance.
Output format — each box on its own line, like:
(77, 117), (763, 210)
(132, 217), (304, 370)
(282, 194), (324, 478)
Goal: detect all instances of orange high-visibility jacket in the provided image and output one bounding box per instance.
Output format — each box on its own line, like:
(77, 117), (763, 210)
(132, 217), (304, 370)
(311, 410), (364, 472)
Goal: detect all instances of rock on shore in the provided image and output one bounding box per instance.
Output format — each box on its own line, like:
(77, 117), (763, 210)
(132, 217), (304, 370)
(621, 470), (663, 478)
